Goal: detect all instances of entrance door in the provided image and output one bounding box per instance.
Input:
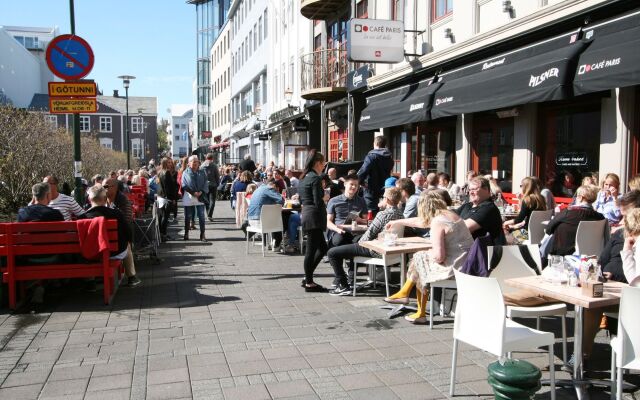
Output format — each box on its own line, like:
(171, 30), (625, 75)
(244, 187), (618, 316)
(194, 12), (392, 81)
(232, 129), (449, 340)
(417, 122), (455, 176)
(472, 117), (514, 183)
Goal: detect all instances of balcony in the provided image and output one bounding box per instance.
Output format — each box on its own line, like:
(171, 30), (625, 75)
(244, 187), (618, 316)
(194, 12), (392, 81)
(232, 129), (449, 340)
(300, 0), (350, 20)
(300, 48), (348, 102)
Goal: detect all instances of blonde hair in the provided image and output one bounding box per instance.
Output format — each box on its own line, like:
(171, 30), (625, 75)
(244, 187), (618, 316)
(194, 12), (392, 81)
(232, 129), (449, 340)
(246, 183), (257, 195)
(576, 185), (599, 204)
(629, 174), (640, 191)
(383, 187), (402, 206)
(602, 173), (620, 190)
(417, 190), (448, 226)
(624, 208), (640, 237)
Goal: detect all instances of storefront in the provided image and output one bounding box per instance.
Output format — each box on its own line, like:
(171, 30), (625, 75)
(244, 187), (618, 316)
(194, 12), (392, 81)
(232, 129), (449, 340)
(265, 107), (310, 169)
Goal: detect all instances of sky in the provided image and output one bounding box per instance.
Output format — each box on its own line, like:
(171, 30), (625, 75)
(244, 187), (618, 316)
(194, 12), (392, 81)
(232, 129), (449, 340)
(3, 0), (196, 120)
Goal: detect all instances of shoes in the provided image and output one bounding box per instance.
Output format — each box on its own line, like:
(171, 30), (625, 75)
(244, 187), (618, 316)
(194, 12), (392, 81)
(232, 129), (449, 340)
(200, 233), (207, 243)
(384, 297), (410, 305)
(127, 276), (142, 287)
(190, 223), (196, 230)
(329, 284), (352, 296)
(208, 217), (214, 222)
(304, 284), (326, 293)
(301, 279), (306, 287)
(283, 245), (297, 253)
(404, 315), (427, 324)
(183, 233), (189, 240)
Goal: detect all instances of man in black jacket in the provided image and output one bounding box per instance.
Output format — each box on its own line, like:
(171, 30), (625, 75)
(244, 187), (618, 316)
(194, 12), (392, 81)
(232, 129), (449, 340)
(357, 136), (394, 214)
(238, 154), (257, 173)
(200, 153), (220, 221)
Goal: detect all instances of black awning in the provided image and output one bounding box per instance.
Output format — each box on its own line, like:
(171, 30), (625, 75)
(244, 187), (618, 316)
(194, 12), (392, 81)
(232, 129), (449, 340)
(431, 32), (586, 120)
(573, 10), (640, 96)
(358, 78), (442, 131)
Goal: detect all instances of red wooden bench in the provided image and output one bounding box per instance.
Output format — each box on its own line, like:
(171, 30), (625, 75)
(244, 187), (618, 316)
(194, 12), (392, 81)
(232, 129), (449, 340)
(0, 220), (122, 309)
(502, 192), (518, 205)
(554, 197), (573, 210)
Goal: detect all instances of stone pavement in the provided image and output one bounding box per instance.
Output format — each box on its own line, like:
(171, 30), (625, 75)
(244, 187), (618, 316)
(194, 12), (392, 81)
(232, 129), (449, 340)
(0, 203), (637, 399)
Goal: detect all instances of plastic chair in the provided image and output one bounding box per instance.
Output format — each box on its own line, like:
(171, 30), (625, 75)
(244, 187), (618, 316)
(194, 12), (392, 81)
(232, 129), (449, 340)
(610, 286), (640, 400)
(450, 270), (556, 399)
(351, 222), (405, 297)
(488, 244), (568, 364)
(527, 209), (554, 245)
(428, 279), (457, 330)
(575, 219), (609, 257)
(246, 204), (283, 257)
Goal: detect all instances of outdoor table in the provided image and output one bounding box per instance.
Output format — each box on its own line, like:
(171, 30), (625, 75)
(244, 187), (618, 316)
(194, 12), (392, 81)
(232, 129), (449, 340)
(504, 275), (627, 400)
(338, 224), (368, 233)
(501, 212), (520, 221)
(360, 237), (432, 318)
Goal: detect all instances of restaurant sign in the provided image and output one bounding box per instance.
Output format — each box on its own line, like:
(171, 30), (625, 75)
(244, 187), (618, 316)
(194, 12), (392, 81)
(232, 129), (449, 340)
(556, 152), (588, 166)
(347, 18), (404, 63)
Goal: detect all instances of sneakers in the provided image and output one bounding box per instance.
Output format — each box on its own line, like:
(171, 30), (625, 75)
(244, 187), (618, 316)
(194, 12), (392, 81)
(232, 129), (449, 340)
(283, 245), (297, 253)
(329, 284), (352, 296)
(127, 276), (142, 287)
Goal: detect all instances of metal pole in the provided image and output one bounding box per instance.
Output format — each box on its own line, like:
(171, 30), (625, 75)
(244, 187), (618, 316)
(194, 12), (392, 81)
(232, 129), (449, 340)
(125, 86), (130, 169)
(69, 0), (83, 205)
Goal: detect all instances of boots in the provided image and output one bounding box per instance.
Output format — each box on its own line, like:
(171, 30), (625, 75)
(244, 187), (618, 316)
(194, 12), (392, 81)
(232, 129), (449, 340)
(200, 231), (207, 242)
(183, 223), (190, 240)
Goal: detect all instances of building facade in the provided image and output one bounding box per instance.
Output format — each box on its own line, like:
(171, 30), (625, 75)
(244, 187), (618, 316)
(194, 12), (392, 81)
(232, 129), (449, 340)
(168, 105), (194, 160)
(300, 0), (640, 192)
(209, 21), (232, 164)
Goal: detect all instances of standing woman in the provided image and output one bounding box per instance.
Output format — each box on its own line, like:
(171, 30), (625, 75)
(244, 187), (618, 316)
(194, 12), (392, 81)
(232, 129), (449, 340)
(157, 158), (179, 241)
(299, 150), (328, 292)
(177, 157), (194, 230)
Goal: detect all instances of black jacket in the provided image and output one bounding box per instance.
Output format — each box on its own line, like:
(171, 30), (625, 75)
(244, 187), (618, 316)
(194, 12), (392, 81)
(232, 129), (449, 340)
(545, 205), (604, 256)
(299, 170), (327, 231)
(85, 206), (131, 255)
(17, 204), (64, 222)
(600, 229), (626, 283)
(157, 170), (179, 201)
(357, 148), (394, 195)
(238, 158), (257, 173)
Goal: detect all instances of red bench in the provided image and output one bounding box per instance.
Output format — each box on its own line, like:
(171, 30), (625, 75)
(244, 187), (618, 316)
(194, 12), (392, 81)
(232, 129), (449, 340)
(554, 197), (573, 210)
(502, 192), (518, 205)
(0, 220), (122, 309)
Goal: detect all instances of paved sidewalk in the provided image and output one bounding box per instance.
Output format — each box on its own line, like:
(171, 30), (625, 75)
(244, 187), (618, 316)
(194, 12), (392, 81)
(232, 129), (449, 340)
(0, 203), (636, 399)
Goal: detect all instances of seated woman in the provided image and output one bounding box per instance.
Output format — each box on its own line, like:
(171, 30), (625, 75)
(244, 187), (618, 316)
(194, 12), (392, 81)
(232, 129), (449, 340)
(503, 177), (547, 243)
(593, 172), (623, 226)
(544, 184), (604, 258)
(384, 190), (474, 324)
(231, 171), (253, 209)
(622, 207), (640, 285)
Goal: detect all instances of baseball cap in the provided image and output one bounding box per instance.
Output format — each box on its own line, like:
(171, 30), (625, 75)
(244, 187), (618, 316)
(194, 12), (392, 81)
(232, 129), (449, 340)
(384, 177), (397, 188)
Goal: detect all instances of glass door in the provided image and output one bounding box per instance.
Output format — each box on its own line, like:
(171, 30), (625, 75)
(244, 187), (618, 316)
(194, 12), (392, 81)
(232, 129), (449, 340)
(473, 117), (514, 184)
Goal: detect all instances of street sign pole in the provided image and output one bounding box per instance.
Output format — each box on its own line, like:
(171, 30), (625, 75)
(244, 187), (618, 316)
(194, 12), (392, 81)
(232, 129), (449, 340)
(69, 0), (83, 206)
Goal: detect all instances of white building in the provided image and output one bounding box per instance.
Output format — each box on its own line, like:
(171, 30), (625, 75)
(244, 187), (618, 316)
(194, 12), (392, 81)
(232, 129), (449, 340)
(210, 20), (232, 164)
(228, 0), (269, 164)
(264, 0), (313, 169)
(0, 26), (58, 107)
(168, 105), (194, 160)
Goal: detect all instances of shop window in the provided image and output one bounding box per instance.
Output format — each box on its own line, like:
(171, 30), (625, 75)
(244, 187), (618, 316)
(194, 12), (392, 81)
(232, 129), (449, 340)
(417, 123), (455, 176)
(538, 100), (601, 197)
(472, 117), (514, 191)
(356, 0), (368, 18)
(329, 129), (348, 162)
(432, 0), (453, 22)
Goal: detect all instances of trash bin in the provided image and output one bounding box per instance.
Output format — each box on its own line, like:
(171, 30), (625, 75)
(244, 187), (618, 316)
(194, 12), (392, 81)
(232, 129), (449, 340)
(487, 359), (541, 400)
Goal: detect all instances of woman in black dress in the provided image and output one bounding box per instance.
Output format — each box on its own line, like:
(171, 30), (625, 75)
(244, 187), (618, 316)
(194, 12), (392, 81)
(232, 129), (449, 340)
(299, 150), (328, 292)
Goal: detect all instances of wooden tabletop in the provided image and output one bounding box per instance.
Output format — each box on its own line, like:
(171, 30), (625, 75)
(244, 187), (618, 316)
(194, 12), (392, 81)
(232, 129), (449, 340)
(504, 276), (626, 309)
(359, 237), (432, 256)
(338, 224), (368, 233)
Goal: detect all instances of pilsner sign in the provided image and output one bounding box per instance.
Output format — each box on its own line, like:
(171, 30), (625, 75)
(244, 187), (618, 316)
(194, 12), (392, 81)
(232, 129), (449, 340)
(347, 18), (404, 63)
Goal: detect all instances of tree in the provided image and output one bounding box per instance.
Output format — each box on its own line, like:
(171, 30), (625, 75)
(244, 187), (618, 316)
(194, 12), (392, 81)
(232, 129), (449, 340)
(156, 118), (170, 155)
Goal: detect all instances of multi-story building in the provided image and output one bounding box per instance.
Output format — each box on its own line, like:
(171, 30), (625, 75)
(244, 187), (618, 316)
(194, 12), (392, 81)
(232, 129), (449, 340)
(187, 0), (231, 150)
(209, 21), (232, 164)
(0, 26), (58, 107)
(264, 0), (314, 169)
(28, 91), (159, 165)
(300, 0), (640, 191)
(168, 105), (194, 160)
(228, 0), (269, 164)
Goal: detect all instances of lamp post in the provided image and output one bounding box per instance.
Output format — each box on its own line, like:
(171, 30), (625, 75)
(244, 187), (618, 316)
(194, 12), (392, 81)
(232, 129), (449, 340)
(138, 108), (147, 164)
(118, 75), (136, 169)
(284, 88), (299, 111)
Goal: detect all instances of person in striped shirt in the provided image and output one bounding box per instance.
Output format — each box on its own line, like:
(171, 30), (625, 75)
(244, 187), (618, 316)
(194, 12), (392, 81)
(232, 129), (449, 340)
(43, 175), (85, 221)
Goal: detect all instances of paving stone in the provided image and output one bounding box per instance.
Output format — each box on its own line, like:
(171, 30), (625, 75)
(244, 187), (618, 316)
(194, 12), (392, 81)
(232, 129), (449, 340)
(1, 368), (50, 387)
(147, 355), (188, 371)
(229, 360), (272, 376)
(0, 383), (43, 400)
(267, 356), (311, 372)
(225, 349), (265, 363)
(375, 369), (425, 386)
(83, 387), (130, 400)
(305, 353), (349, 369)
(266, 379), (315, 398)
(335, 372), (385, 391)
(86, 373), (131, 392)
(262, 346), (302, 360)
(222, 383), (271, 400)
(40, 378), (89, 397)
(348, 386), (400, 400)
(91, 360), (134, 377)
(147, 381), (192, 400)
(189, 363), (232, 380)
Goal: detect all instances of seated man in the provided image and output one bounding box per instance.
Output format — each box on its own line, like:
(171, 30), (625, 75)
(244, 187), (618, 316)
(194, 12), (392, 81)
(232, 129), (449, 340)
(327, 187), (404, 295)
(18, 183), (64, 222)
(85, 185), (141, 287)
(455, 176), (503, 244)
(44, 175), (85, 221)
(247, 178), (285, 251)
(396, 178), (419, 218)
(326, 174), (368, 248)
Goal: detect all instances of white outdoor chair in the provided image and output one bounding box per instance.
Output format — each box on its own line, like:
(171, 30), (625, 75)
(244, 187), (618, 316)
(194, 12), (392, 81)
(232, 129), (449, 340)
(351, 222), (405, 297)
(575, 219), (609, 257)
(450, 270), (556, 400)
(527, 209), (554, 245)
(246, 204), (283, 257)
(610, 287), (640, 400)
(488, 244), (568, 365)
(428, 278), (457, 330)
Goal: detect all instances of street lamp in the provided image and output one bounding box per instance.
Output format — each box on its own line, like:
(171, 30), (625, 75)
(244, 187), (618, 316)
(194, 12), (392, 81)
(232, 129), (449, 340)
(118, 75), (136, 169)
(284, 88), (298, 111)
(138, 108), (147, 164)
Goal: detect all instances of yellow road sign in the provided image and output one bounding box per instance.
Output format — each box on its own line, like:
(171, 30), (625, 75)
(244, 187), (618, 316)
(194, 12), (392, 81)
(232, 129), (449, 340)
(48, 81), (97, 97)
(49, 98), (97, 114)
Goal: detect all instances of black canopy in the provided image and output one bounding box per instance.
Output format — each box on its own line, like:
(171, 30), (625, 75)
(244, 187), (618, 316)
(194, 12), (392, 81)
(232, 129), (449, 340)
(573, 10), (640, 96)
(358, 78), (442, 131)
(431, 32), (586, 120)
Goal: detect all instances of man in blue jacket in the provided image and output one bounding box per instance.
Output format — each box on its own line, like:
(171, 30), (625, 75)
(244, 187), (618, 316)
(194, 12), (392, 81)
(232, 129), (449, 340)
(248, 178), (285, 251)
(357, 136), (394, 214)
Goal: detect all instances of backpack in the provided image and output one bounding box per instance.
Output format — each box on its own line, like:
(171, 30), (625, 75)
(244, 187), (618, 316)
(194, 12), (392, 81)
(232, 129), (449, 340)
(202, 162), (220, 186)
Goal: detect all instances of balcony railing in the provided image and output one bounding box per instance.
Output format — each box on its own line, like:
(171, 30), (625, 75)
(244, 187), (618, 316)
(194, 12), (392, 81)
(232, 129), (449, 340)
(300, 0), (350, 20)
(300, 48), (349, 101)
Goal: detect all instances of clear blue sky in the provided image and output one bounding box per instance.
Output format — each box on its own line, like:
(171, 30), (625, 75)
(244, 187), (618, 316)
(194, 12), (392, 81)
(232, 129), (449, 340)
(3, 0), (196, 120)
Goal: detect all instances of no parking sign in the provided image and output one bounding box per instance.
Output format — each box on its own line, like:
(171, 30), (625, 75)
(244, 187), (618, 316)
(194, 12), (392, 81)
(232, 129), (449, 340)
(45, 34), (94, 80)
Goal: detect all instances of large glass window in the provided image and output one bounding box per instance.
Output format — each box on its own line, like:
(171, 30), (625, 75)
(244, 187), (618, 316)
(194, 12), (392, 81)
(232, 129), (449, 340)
(473, 116), (514, 189)
(418, 124), (455, 175)
(432, 0), (453, 22)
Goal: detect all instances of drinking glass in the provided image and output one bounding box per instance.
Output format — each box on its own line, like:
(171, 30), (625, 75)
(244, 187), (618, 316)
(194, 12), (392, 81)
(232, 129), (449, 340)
(384, 232), (397, 246)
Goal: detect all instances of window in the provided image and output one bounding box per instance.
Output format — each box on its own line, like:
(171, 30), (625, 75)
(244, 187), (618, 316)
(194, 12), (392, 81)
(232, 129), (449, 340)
(175, 135), (181, 141)
(80, 116), (90, 132)
(391, 0), (403, 20)
(289, 58), (294, 91)
(131, 117), (143, 133)
(262, 74), (267, 104)
(45, 115), (57, 128)
(263, 10), (268, 38)
(99, 138), (113, 150)
(432, 0), (453, 22)
(356, 0), (368, 18)
(258, 17), (263, 44)
(132, 139), (143, 159)
(99, 116), (112, 132)
(253, 24), (258, 51)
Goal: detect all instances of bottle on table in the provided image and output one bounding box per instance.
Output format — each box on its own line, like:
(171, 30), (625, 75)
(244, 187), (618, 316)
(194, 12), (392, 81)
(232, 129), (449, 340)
(367, 210), (373, 227)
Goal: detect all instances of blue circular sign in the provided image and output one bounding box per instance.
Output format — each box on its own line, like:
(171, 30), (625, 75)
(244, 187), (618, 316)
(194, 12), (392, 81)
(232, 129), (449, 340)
(46, 34), (94, 80)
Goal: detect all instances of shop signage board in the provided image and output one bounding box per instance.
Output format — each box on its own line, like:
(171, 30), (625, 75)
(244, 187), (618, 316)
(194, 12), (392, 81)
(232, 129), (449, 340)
(347, 65), (370, 92)
(201, 131), (212, 138)
(197, 139), (210, 147)
(347, 18), (404, 63)
(49, 98), (97, 114)
(48, 81), (97, 97)
(45, 34), (94, 80)
(556, 153), (588, 166)
(258, 133), (270, 141)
